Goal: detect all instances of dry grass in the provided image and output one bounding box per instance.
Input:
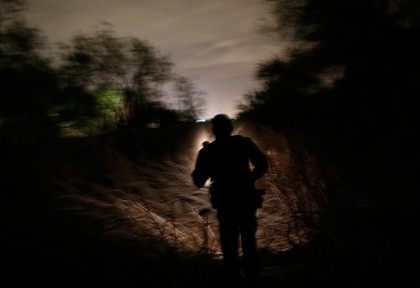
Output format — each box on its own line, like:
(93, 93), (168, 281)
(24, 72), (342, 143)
(51, 124), (327, 260)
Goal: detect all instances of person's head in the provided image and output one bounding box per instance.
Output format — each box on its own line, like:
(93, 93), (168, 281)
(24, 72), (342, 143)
(211, 114), (233, 139)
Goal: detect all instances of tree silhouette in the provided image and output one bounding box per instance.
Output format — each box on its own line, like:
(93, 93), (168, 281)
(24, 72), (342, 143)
(239, 1), (419, 285)
(240, 0), (419, 199)
(58, 25), (173, 128)
(0, 0), (59, 141)
(174, 76), (204, 121)
(1, 1), (204, 139)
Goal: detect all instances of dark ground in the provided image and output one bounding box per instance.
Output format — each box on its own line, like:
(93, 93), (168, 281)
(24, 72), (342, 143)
(2, 124), (417, 288)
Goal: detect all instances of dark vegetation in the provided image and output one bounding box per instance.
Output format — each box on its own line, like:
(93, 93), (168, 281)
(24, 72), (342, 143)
(1, 1), (213, 287)
(2, 122), (328, 288)
(0, 0), (203, 143)
(238, 0), (419, 286)
(2, 126), (223, 288)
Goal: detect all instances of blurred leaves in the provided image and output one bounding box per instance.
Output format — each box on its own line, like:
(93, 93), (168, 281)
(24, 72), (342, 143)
(57, 25), (174, 128)
(174, 76), (205, 121)
(238, 3), (419, 283)
(240, 0), (419, 173)
(0, 2), (204, 141)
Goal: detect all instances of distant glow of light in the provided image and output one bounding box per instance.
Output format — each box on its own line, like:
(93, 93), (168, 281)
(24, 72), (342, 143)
(195, 119), (206, 123)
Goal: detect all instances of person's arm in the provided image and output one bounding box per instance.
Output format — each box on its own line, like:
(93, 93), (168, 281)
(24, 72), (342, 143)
(192, 147), (210, 188)
(247, 138), (268, 182)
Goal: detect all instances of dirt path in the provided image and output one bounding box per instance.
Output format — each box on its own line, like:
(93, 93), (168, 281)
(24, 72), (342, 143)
(3, 124), (327, 287)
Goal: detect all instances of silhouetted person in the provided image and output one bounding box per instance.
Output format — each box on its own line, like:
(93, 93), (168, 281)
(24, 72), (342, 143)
(192, 114), (268, 287)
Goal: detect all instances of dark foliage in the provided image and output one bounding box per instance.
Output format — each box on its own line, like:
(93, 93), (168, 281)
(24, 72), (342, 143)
(0, 1), (202, 142)
(239, 0), (419, 286)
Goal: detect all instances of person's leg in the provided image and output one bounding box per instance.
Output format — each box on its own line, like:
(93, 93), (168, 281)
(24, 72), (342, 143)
(218, 210), (241, 285)
(240, 208), (258, 285)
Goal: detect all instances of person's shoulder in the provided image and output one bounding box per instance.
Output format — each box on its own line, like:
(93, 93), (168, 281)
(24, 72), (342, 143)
(231, 134), (253, 145)
(230, 135), (257, 151)
(198, 140), (215, 154)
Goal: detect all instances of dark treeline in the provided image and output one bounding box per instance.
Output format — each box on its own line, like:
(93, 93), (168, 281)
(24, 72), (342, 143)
(0, 0), (203, 142)
(239, 0), (418, 285)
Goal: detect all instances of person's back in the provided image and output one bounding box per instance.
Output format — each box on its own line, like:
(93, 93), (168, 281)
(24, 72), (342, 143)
(194, 134), (266, 209)
(192, 114), (268, 287)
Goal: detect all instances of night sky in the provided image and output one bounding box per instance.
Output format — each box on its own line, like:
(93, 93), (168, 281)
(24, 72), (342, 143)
(25, 0), (283, 118)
